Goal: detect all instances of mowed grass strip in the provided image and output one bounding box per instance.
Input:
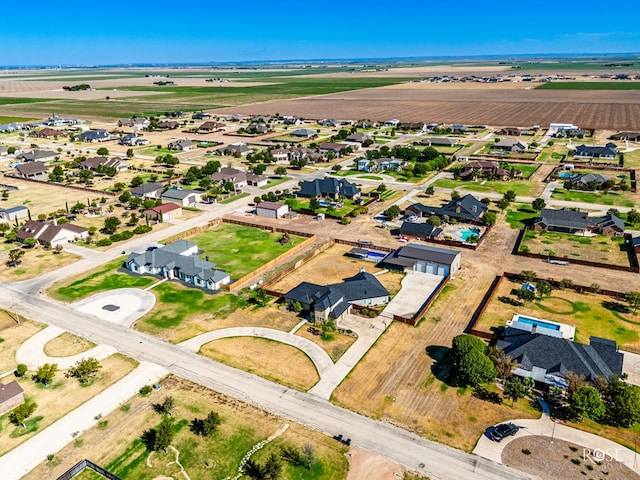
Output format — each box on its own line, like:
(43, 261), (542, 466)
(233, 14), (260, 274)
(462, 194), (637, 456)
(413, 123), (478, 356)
(188, 223), (305, 279)
(25, 376), (348, 480)
(50, 257), (155, 302)
(536, 81), (640, 90)
(200, 337), (320, 391)
(432, 178), (541, 196)
(551, 188), (636, 207)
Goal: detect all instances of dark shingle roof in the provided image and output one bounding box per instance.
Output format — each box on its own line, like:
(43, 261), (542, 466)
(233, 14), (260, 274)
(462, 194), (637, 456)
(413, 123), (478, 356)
(591, 213), (625, 232)
(497, 328), (623, 383)
(0, 381), (23, 403)
(437, 194), (488, 221)
(396, 243), (460, 265)
(297, 178), (360, 198)
(130, 182), (164, 196)
(16, 161), (49, 176)
(570, 173), (608, 186)
(537, 208), (588, 230)
(399, 222), (442, 238)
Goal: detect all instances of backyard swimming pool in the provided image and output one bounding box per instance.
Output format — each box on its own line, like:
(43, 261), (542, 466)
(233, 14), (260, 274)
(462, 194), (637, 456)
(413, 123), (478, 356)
(516, 315), (561, 331)
(459, 227), (481, 241)
(558, 172), (573, 179)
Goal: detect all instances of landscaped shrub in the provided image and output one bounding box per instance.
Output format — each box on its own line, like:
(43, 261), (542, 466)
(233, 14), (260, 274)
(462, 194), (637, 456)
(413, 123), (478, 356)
(96, 238), (112, 247)
(522, 449), (531, 455)
(15, 364), (27, 377)
(139, 385), (152, 396)
(133, 225), (152, 234)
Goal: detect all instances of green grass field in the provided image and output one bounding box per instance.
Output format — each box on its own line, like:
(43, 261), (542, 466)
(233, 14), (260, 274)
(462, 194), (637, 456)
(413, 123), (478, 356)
(505, 204), (539, 229)
(50, 257), (155, 302)
(0, 115), (37, 123)
(188, 223), (305, 278)
(433, 178), (539, 197)
(0, 97), (56, 105)
(551, 188), (636, 208)
(536, 82), (640, 90)
(259, 176), (291, 190)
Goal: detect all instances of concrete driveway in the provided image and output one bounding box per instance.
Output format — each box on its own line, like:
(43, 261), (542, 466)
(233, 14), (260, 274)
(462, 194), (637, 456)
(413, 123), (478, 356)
(381, 271), (443, 319)
(16, 325), (117, 370)
(71, 288), (156, 327)
(179, 326), (334, 377)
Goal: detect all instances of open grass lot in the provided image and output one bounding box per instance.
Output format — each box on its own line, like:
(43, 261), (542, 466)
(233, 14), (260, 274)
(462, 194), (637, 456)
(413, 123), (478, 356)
(0, 115), (36, 123)
(0, 246), (80, 281)
(474, 278), (640, 349)
(550, 188), (636, 207)
(521, 230), (630, 266)
(200, 337), (320, 391)
(537, 143), (570, 163)
(43, 332), (95, 357)
(187, 223), (306, 279)
(0, 317), (44, 373)
(536, 81), (640, 90)
(135, 283), (300, 343)
(504, 204), (539, 229)
(259, 176), (291, 189)
(286, 197), (361, 217)
(433, 178), (543, 197)
(49, 256), (155, 302)
(622, 148), (640, 168)
(0, 354), (137, 456)
(25, 375), (349, 480)
(270, 243), (404, 296)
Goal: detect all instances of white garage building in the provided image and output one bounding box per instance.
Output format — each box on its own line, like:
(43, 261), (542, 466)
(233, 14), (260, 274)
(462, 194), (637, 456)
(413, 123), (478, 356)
(381, 243), (461, 277)
(256, 201), (289, 219)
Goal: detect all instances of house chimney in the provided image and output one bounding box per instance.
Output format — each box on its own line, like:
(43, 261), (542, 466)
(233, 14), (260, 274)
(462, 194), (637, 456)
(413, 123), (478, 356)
(52, 217), (57, 226)
(472, 205), (477, 213)
(531, 324), (537, 335)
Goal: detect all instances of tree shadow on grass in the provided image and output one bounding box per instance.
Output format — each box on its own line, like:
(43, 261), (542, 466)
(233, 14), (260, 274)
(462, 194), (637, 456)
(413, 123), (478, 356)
(472, 385), (502, 405)
(426, 345), (463, 387)
(602, 300), (631, 314)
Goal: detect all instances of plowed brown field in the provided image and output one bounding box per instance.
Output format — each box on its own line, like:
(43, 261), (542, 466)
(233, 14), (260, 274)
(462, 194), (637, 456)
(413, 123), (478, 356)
(214, 82), (640, 130)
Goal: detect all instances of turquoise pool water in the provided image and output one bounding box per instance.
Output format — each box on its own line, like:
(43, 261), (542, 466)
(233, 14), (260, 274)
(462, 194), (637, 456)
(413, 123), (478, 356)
(516, 315), (560, 331)
(460, 227), (481, 241)
(558, 172), (573, 178)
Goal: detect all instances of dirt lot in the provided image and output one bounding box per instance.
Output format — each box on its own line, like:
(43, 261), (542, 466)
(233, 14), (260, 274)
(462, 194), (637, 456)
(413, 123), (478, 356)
(502, 436), (639, 480)
(346, 447), (405, 480)
(214, 81), (640, 130)
(0, 247), (80, 281)
(200, 337), (320, 391)
(270, 243), (404, 295)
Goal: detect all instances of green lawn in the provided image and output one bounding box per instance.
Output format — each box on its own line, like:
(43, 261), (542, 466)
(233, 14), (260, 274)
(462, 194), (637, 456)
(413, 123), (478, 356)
(218, 192), (250, 204)
(551, 188), (636, 208)
(536, 82), (640, 90)
(505, 205), (539, 229)
(50, 257), (155, 302)
(357, 175), (384, 180)
(509, 164), (538, 179)
(188, 223), (305, 278)
(433, 178), (539, 196)
(259, 176), (291, 190)
(286, 198), (358, 217)
(136, 282), (252, 333)
(0, 115), (37, 123)
(0, 97), (55, 105)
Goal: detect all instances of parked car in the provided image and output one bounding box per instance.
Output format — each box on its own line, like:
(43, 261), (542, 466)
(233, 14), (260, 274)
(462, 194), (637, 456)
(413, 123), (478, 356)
(490, 423), (519, 442)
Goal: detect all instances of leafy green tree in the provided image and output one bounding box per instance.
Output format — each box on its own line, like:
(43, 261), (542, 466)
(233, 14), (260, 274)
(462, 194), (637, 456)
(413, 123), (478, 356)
(23, 238), (37, 248)
(308, 198), (321, 212)
(519, 270), (538, 282)
(451, 190), (461, 201)
(292, 301), (302, 313)
(191, 410), (222, 437)
(6, 248), (25, 266)
(102, 216), (121, 234)
(9, 401), (37, 427)
(0, 223), (10, 236)
(15, 364), (27, 377)
(153, 396), (175, 416)
(96, 147), (109, 156)
(488, 347), (516, 381)
(126, 148), (134, 158)
(243, 453), (282, 480)
(425, 185), (435, 196)
(33, 363), (58, 385)
(536, 280), (553, 298)
(606, 377), (640, 427)
(427, 215), (441, 226)
(503, 377), (527, 407)
(451, 334), (496, 386)
(384, 205), (401, 219)
(532, 198), (546, 211)
(496, 198), (510, 211)
(130, 176), (144, 187)
(66, 357), (102, 384)
(281, 445), (310, 469)
(49, 165), (64, 182)
(483, 211), (496, 225)
(626, 291), (640, 314)
(142, 416), (174, 452)
(571, 385), (605, 421)
(78, 169), (94, 183)
(113, 182), (127, 192)
(627, 209), (640, 225)
(515, 288), (535, 305)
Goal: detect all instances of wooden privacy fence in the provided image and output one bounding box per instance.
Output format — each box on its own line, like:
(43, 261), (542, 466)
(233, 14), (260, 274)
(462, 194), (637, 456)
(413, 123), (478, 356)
(56, 459), (122, 480)
(3, 173), (117, 196)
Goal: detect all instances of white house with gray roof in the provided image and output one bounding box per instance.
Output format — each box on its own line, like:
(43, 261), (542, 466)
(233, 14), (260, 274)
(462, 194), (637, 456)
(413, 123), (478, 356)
(382, 243), (461, 277)
(125, 240), (230, 291)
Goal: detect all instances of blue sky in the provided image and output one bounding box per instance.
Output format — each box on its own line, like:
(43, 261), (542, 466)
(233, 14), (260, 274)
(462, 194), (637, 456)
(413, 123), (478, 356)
(2, 1), (639, 65)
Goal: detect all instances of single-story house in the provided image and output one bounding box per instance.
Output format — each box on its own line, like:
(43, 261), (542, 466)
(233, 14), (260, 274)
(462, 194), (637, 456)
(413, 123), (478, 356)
(79, 157), (128, 172)
(130, 182), (164, 199)
(460, 161), (516, 181)
(0, 123), (26, 132)
(384, 119), (400, 127)
(381, 243), (461, 277)
(420, 137), (458, 147)
(209, 166), (266, 188)
(168, 139), (196, 151)
(405, 194), (488, 223)
(534, 208), (624, 236)
(281, 116), (304, 125)
(356, 157), (404, 172)
(497, 328), (623, 388)
(449, 124), (468, 134)
(0, 205), (29, 222)
(570, 173), (609, 190)
(79, 129), (110, 142)
(345, 132), (373, 144)
(32, 127), (62, 139)
(215, 143), (253, 156)
(125, 240), (230, 291)
(290, 128), (318, 139)
(574, 143), (617, 159)
(297, 177), (360, 200)
(119, 133), (148, 146)
(192, 112), (212, 120)
(283, 271), (389, 324)
(16, 220), (88, 247)
(610, 132), (640, 142)
(319, 119), (341, 127)
(399, 122), (425, 132)
(161, 188), (204, 207)
(143, 202), (183, 221)
(256, 202), (289, 219)
(15, 161), (49, 179)
(555, 127), (586, 138)
(157, 120), (179, 130)
(318, 142), (349, 157)
(493, 138), (529, 153)
(198, 121), (226, 133)
(17, 150), (57, 162)
(118, 117), (150, 130)
(245, 123), (269, 134)
(0, 381), (24, 416)
(398, 222), (442, 241)
(495, 127), (522, 136)
(549, 123), (581, 136)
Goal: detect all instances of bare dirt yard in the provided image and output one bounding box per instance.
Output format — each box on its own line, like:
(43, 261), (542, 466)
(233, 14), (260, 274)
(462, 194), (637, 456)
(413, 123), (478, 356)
(502, 436), (639, 480)
(269, 243), (404, 295)
(215, 81), (640, 130)
(346, 447), (405, 480)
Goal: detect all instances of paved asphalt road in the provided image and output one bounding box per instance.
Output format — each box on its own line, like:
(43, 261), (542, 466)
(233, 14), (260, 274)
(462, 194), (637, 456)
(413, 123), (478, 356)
(0, 285), (531, 480)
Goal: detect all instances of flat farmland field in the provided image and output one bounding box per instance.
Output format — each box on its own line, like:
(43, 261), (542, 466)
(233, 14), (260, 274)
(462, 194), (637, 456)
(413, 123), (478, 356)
(215, 82), (640, 130)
